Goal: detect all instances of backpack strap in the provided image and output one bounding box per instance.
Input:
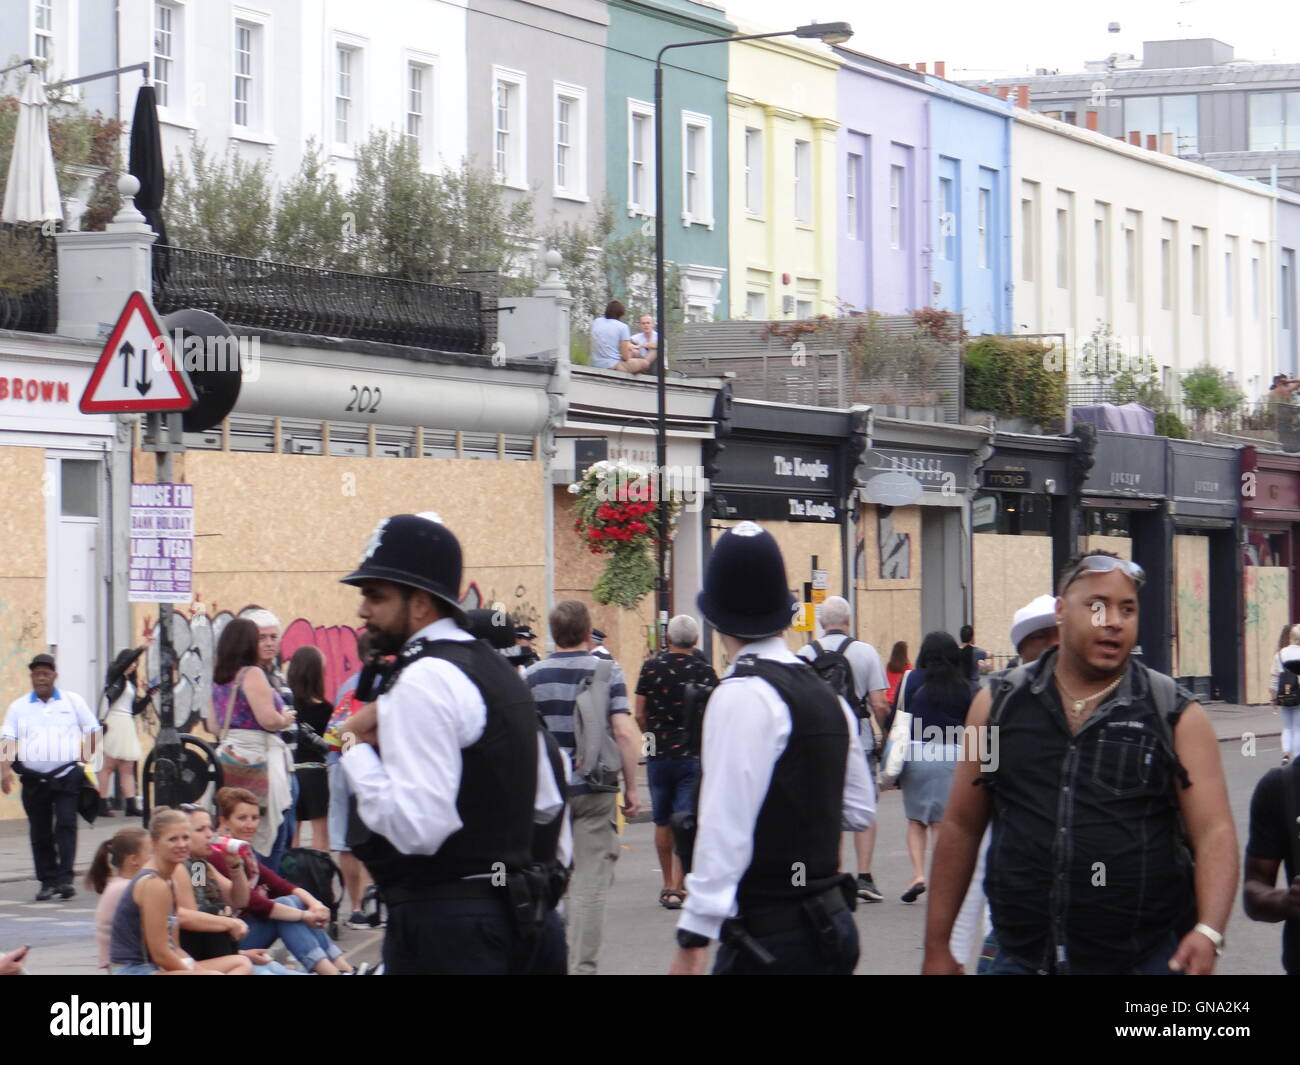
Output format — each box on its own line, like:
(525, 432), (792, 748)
(973, 664), (1034, 789)
(1139, 664), (1192, 791)
(810, 640), (824, 658)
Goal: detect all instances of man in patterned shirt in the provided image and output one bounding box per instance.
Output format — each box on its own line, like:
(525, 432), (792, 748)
(635, 615), (718, 910)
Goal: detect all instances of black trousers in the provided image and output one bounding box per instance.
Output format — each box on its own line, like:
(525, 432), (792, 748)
(383, 897), (539, 975)
(713, 906), (859, 975)
(20, 773), (80, 888)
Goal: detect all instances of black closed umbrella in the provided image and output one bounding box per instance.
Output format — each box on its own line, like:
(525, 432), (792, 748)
(128, 83), (169, 280)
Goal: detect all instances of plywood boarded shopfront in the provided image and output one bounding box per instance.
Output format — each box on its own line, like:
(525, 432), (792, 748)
(1241, 446), (1300, 703)
(129, 449), (545, 731)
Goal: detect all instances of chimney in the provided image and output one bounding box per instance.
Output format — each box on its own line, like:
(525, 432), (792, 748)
(1161, 131), (1175, 154)
(1085, 110), (1098, 131)
(1016, 85), (1030, 109)
(1128, 130), (1141, 146)
(997, 86), (1010, 99)
(917, 62), (927, 73)
(935, 61), (946, 78)
(978, 86), (990, 94)
(1147, 134), (1157, 151)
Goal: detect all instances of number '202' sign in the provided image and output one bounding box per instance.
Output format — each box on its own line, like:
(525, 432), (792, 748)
(346, 385), (381, 414)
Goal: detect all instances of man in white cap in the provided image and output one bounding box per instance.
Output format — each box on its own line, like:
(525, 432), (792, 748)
(948, 593), (1059, 971)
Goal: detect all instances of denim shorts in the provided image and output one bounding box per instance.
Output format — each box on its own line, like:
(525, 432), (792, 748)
(646, 758), (700, 827)
(112, 961), (160, 975)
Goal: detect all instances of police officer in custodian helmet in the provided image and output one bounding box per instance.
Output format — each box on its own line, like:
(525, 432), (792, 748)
(668, 521), (875, 975)
(337, 513), (566, 974)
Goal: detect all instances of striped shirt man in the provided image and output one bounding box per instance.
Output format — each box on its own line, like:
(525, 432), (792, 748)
(525, 651), (629, 794)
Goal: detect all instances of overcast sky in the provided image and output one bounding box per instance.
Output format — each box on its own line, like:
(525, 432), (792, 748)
(722, 0), (1300, 78)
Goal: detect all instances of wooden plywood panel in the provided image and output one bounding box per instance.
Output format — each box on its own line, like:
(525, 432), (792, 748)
(0, 447), (45, 579)
(973, 534), (1054, 665)
(1173, 535), (1211, 678)
(1244, 567), (1290, 704)
(856, 586), (922, 665)
(1081, 535), (1133, 560)
(0, 576), (49, 821)
(859, 504), (922, 592)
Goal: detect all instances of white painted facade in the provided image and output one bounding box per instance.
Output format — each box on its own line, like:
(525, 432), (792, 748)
(1013, 109), (1280, 399)
(108, 0), (468, 189)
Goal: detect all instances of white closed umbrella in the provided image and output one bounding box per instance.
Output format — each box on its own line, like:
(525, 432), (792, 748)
(2, 70), (63, 224)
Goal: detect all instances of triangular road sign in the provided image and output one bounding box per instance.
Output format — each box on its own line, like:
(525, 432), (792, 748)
(80, 291), (196, 413)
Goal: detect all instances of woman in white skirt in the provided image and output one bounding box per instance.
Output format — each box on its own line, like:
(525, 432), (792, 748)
(98, 647), (154, 819)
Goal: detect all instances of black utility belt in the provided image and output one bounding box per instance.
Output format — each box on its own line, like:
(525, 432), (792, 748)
(731, 881), (849, 938)
(385, 877), (505, 907)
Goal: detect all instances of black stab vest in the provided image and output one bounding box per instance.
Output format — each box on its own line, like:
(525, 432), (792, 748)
(348, 639), (537, 901)
(727, 657), (848, 907)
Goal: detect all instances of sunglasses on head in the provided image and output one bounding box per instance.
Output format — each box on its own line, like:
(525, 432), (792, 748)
(1065, 555), (1146, 589)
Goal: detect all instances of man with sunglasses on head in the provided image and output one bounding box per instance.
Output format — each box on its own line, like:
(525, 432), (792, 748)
(923, 550), (1238, 975)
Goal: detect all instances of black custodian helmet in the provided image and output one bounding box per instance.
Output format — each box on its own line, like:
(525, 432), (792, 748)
(340, 513), (467, 624)
(697, 521), (797, 639)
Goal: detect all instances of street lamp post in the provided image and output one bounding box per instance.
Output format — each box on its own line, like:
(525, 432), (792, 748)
(651, 21), (852, 645)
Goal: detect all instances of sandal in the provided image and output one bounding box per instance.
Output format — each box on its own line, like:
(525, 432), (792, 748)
(658, 889), (685, 910)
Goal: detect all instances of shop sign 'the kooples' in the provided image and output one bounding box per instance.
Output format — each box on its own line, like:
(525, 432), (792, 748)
(772, 455), (830, 483)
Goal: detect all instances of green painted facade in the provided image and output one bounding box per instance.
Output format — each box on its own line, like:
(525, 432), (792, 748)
(606, 0), (734, 320)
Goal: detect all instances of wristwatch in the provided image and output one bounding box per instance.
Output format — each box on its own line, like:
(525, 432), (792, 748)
(676, 929), (710, 950)
(1192, 922), (1225, 956)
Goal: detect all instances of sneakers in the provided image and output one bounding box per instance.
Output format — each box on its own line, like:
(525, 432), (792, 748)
(856, 873), (883, 903)
(56, 884), (76, 900)
(346, 910), (370, 930)
(35, 886), (55, 901)
(361, 884), (384, 927)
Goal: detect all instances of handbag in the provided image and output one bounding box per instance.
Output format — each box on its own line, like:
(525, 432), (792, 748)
(878, 669), (914, 789)
(214, 668), (271, 809)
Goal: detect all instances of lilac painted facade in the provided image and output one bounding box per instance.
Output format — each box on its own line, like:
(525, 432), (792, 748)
(835, 51), (929, 316)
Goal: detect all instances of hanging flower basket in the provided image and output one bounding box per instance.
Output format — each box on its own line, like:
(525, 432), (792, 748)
(568, 460), (680, 610)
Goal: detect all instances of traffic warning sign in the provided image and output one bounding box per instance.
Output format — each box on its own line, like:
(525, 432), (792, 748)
(80, 291), (196, 413)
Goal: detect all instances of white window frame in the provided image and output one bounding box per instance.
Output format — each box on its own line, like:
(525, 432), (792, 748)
(746, 291), (767, 319)
(1191, 238), (1204, 316)
(681, 111), (713, 229)
(939, 176), (955, 262)
(890, 165), (904, 250)
(152, 1), (185, 119)
(230, 9), (270, 140)
(745, 127), (764, 217)
(330, 34), (366, 154)
(794, 139), (813, 225)
(627, 99), (655, 217)
(552, 82), (587, 202)
(846, 152), (862, 240)
(978, 187), (990, 269)
(34, 0), (54, 66)
(493, 66), (527, 190)
(1056, 207), (1070, 289)
(1161, 236), (1173, 310)
(1225, 246), (1235, 318)
(1252, 254), (1262, 320)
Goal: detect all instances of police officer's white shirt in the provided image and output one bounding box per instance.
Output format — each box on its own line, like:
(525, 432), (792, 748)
(1, 687), (100, 776)
(677, 636), (876, 940)
(341, 618), (565, 857)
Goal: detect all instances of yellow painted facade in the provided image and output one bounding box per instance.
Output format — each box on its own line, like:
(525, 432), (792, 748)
(728, 33), (841, 320)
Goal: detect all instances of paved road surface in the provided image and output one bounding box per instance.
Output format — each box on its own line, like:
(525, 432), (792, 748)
(0, 703), (1289, 975)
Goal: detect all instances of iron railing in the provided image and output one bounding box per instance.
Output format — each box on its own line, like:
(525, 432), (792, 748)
(152, 246), (486, 354)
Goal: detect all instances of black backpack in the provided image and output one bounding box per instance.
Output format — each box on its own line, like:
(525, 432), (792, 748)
(809, 638), (866, 718)
(281, 847), (345, 939)
(1278, 661), (1300, 707)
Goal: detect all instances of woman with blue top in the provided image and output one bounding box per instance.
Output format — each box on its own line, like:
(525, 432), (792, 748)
(894, 631), (975, 904)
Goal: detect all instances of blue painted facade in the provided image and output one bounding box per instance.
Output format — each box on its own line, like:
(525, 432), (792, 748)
(923, 75), (1014, 336)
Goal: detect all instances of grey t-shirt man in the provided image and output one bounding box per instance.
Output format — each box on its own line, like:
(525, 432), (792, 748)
(798, 632), (888, 752)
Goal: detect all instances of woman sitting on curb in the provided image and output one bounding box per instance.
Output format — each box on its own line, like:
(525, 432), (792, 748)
(176, 803), (305, 975)
(107, 808), (251, 975)
(213, 786), (360, 975)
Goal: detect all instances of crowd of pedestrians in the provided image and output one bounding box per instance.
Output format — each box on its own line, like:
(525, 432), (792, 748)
(3, 509), (1300, 976)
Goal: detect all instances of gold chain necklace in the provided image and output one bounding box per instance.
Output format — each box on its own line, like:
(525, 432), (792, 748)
(1056, 674), (1124, 717)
